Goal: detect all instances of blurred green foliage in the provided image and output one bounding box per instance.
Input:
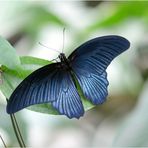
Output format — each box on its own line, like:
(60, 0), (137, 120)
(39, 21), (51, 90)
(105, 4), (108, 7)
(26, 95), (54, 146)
(21, 5), (67, 41)
(87, 2), (148, 31)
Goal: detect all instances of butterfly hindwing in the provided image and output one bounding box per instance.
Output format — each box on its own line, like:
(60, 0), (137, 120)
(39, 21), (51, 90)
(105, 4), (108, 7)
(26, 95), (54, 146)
(52, 71), (84, 119)
(7, 63), (84, 118)
(73, 68), (109, 104)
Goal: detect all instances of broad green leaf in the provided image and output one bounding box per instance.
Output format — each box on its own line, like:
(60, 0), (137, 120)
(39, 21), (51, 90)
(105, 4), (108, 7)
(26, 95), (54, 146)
(0, 56), (94, 116)
(0, 36), (21, 70)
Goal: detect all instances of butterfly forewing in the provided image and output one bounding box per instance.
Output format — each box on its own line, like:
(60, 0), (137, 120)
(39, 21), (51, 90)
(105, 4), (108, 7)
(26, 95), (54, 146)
(69, 35), (130, 75)
(7, 63), (58, 113)
(7, 63), (84, 118)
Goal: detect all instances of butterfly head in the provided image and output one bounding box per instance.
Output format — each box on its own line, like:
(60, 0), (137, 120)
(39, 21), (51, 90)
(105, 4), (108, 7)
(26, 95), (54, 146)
(58, 53), (72, 70)
(58, 53), (67, 63)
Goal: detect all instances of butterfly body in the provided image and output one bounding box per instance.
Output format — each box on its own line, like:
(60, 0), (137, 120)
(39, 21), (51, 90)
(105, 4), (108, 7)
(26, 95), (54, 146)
(6, 35), (130, 119)
(58, 53), (72, 71)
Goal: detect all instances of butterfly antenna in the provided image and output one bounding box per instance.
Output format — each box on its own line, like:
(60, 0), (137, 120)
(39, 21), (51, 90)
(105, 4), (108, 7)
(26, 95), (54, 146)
(39, 42), (61, 54)
(62, 27), (66, 53)
(50, 57), (59, 62)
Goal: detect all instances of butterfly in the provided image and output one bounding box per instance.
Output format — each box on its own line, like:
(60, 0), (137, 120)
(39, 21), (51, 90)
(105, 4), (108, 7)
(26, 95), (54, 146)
(6, 35), (130, 119)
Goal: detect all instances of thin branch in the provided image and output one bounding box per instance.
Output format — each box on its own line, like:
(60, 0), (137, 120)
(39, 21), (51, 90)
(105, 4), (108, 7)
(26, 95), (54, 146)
(6, 98), (26, 147)
(13, 114), (26, 146)
(10, 114), (25, 147)
(0, 134), (7, 148)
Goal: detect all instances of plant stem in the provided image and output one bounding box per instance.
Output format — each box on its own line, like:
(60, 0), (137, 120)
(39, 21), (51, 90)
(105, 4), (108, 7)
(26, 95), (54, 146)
(6, 98), (26, 147)
(10, 114), (26, 147)
(0, 134), (7, 148)
(13, 114), (26, 146)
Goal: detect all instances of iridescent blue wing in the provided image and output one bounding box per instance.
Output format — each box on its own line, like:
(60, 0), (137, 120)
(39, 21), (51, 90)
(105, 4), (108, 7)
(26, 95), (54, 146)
(68, 35), (130, 104)
(7, 63), (84, 118)
(73, 69), (109, 104)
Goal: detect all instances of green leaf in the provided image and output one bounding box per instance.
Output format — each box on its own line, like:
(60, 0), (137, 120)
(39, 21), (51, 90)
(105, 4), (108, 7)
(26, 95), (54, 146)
(0, 56), (94, 115)
(0, 36), (21, 70)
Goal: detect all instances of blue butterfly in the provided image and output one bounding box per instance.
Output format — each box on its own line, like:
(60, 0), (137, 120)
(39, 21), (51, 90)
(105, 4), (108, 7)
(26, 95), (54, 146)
(6, 35), (130, 119)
